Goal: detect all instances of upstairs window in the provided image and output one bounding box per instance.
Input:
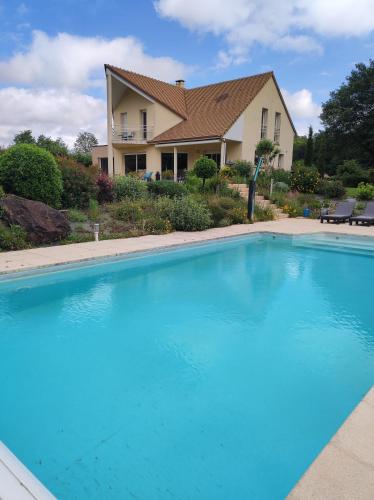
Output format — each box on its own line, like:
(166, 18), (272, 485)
(120, 112), (128, 131)
(274, 112), (281, 144)
(261, 108), (268, 139)
(140, 110), (147, 140)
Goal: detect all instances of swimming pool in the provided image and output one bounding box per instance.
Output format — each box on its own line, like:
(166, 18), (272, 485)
(0, 234), (373, 499)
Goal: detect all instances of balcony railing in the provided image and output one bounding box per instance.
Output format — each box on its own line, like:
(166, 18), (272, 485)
(112, 124), (154, 143)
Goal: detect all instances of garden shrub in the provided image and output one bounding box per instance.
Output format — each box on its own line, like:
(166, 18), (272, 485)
(67, 209), (87, 223)
(356, 182), (374, 200)
(59, 160), (97, 209)
(0, 224), (29, 251)
(162, 169), (174, 180)
(282, 199), (303, 217)
(144, 217), (172, 234)
(88, 199), (99, 220)
(315, 179), (346, 199)
(147, 180), (187, 198)
(254, 204), (275, 221)
(220, 166), (235, 180)
(164, 196), (212, 231)
(273, 181), (289, 192)
(184, 172), (202, 193)
(97, 174), (114, 204)
(113, 200), (143, 224)
(336, 160), (367, 187)
(290, 165), (320, 193)
(193, 156), (217, 187)
(271, 168), (291, 184)
(0, 144), (62, 207)
(231, 160), (252, 179)
(227, 206), (247, 224)
(270, 191), (287, 207)
(207, 196), (237, 225)
(113, 175), (147, 201)
(0, 186), (4, 199)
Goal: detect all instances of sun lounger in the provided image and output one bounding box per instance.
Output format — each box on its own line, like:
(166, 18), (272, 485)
(349, 201), (374, 226)
(320, 200), (355, 224)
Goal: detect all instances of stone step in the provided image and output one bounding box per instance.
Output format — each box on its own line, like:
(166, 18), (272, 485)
(228, 183), (288, 220)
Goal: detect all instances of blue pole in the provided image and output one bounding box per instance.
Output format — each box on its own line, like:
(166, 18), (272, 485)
(247, 157), (264, 221)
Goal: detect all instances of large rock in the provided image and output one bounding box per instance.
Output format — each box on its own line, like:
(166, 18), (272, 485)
(0, 194), (71, 244)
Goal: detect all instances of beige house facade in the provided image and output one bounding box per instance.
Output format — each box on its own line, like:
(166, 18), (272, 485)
(94, 65), (296, 178)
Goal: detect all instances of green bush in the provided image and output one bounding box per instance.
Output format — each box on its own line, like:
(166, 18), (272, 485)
(290, 165), (320, 193)
(144, 217), (172, 234)
(113, 200), (143, 224)
(58, 160), (97, 209)
(231, 160), (253, 179)
(67, 209), (87, 222)
(206, 196), (237, 225)
(254, 204), (275, 221)
(0, 144), (62, 207)
(272, 168), (291, 184)
(336, 160), (367, 187)
(315, 179), (346, 199)
(0, 186), (4, 199)
(147, 180), (187, 198)
(193, 156), (217, 187)
(273, 181), (289, 192)
(164, 196), (212, 231)
(184, 171), (202, 193)
(356, 182), (374, 200)
(0, 225), (29, 251)
(162, 169), (174, 180)
(88, 199), (99, 220)
(113, 175), (147, 201)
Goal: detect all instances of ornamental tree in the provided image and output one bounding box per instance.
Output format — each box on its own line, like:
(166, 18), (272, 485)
(193, 156), (217, 187)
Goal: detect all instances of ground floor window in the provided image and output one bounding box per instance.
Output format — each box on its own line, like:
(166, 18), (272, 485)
(205, 153), (221, 168)
(161, 152), (188, 179)
(124, 154), (146, 174)
(99, 157), (108, 175)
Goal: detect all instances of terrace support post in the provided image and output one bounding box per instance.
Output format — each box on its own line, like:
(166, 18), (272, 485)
(173, 146), (178, 182)
(106, 70), (114, 177)
(220, 139), (226, 168)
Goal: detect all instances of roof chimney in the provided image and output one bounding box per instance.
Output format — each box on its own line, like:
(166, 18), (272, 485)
(175, 79), (185, 88)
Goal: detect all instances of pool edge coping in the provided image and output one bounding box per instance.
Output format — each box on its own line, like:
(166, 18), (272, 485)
(287, 386), (374, 499)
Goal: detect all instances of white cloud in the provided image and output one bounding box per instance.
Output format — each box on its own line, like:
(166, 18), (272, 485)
(0, 31), (190, 146)
(0, 87), (106, 147)
(155, 0), (374, 64)
(0, 30), (190, 89)
(282, 88), (322, 135)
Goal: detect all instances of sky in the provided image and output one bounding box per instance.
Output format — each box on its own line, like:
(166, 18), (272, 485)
(0, 0), (373, 147)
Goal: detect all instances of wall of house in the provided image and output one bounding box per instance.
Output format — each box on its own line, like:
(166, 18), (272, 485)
(241, 78), (295, 169)
(91, 145), (108, 166)
(113, 88), (182, 139)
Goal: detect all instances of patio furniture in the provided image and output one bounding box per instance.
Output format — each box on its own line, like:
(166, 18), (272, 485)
(143, 172), (153, 182)
(320, 201), (355, 224)
(349, 201), (374, 226)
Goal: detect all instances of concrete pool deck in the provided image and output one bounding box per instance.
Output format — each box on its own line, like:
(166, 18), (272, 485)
(288, 387), (374, 500)
(0, 217), (373, 499)
(0, 217), (374, 275)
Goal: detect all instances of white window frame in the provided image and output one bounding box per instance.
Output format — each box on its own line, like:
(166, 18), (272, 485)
(261, 108), (268, 139)
(274, 112), (281, 144)
(124, 153), (147, 173)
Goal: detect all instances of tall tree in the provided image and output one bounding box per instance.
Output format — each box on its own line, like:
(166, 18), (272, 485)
(292, 135), (307, 163)
(321, 60), (374, 168)
(37, 135), (69, 157)
(14, 130), (35, 145)
(74, 131), (98, 154)
(305, 126), (314, 166)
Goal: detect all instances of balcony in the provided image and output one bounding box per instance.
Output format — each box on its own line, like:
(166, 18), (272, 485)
(112, 124), (154, 144)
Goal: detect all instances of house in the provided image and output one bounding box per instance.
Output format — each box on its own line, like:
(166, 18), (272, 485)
(92, 64), (296, 178)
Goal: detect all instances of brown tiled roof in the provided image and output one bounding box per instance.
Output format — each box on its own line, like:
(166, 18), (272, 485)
(152, 72), (274, 143)
(105, 64), (188, 119)
(106, 65), (296, 143)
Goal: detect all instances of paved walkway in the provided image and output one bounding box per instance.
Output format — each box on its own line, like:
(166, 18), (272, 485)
(1, 218), (373, 275)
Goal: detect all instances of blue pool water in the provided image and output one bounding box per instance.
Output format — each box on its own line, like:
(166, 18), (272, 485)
(0, 234), (373, 499)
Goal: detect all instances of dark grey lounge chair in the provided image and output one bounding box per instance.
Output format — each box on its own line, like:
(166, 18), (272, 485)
(349, 201), (374, 226)
(320, 200), (355, 224)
